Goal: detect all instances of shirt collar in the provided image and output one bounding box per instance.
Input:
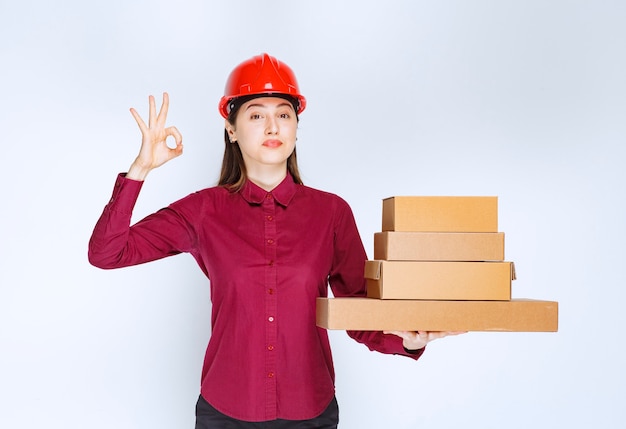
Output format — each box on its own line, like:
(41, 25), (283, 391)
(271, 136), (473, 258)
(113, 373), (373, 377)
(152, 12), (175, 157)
(240, 173), (299, 207)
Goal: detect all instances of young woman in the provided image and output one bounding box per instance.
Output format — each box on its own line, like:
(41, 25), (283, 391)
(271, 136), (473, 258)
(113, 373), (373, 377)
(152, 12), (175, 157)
(89, 53), (459, 428)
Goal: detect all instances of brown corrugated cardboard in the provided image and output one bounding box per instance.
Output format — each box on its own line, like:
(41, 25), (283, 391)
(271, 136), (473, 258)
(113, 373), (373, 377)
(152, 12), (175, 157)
(365, 260), (513, 300)
(316, 297), (558, 332)
(374, 231), (505, 261)
(382, 196), (498, 232)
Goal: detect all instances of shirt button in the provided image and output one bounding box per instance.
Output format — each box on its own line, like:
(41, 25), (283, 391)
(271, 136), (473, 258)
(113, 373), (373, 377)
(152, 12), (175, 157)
(268, 316), (274, 322)
(268, 372), (275, 378)
(267, 345), (274, 351)
(266, 193), (272, 200)
(266, 215), (273, 221)
(267, 239), (274, 244)
(268, 288), (274, 295)
(268, 260), (274, 266)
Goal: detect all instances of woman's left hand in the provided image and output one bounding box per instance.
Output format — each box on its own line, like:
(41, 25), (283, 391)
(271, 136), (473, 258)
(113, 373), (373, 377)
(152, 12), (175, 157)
(383, 330), (467, 351)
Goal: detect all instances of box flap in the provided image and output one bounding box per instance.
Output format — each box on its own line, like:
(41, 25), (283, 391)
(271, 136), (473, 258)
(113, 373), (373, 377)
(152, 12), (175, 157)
(364, 260), (382, 280)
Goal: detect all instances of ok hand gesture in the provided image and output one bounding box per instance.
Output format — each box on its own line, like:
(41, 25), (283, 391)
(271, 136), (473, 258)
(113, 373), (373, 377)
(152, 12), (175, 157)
(127, 92), (183, 181)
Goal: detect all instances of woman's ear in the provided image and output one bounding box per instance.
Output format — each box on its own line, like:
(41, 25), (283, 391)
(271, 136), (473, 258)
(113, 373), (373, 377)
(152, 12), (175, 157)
(225, 120), (237, 143)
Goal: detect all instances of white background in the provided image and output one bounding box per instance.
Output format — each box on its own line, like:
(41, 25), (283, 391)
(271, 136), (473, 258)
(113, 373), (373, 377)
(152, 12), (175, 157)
(1, 1), (624, 428)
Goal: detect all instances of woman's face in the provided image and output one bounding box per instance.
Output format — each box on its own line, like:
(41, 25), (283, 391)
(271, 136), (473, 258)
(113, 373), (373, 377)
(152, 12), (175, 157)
(226, 97), (298, 172)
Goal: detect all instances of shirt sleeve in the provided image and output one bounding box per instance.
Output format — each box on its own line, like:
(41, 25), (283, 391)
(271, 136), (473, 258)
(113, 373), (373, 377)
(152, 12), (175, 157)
(88, 173), (196, 269)
(327, 198), (425, 361)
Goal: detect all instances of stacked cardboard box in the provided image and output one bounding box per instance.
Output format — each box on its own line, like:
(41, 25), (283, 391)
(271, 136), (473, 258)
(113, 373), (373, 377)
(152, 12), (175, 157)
(317, 196), (558, 332)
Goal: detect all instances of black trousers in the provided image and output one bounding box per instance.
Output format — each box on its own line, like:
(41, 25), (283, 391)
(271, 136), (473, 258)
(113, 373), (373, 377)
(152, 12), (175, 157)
(195, 394), (339, 429)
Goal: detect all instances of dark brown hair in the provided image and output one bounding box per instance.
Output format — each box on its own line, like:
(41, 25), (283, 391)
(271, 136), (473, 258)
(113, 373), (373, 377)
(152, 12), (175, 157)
(218, 94), (303, 192)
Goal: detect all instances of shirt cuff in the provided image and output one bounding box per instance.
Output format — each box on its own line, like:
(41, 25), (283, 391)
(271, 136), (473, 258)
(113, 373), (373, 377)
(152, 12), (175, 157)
(404, 346), (425, 355)
(106, 173), (144, 215)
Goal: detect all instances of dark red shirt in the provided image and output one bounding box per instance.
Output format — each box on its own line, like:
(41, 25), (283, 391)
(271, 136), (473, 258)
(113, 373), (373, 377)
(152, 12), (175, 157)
(89, 173), (422, 422)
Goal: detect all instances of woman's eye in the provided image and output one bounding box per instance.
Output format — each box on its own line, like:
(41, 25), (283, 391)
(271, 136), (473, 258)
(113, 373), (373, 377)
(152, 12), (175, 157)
(250, 113), (262, 120)
(279, 113), (290, 119)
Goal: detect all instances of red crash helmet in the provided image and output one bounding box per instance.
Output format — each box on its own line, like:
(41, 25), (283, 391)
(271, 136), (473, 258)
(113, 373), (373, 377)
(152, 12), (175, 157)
(218, 53), (307, 119)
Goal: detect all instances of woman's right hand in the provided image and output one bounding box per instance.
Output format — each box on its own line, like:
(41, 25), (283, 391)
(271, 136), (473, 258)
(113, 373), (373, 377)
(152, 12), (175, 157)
(127, 92), (183, 181)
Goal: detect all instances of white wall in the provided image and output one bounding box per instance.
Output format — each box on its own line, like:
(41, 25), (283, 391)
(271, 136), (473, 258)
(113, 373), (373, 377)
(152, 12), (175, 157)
(1, 0), (624, 427)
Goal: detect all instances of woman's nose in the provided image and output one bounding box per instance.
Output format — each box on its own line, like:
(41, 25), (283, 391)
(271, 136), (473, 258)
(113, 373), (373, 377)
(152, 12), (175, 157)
(265, 116), (278, 134)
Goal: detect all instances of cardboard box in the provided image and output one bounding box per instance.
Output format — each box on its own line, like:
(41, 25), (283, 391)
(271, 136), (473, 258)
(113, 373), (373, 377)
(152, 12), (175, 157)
(316, 297), (558, 332)
(374, 231), (505, 261)
(365, 260), (513, 300)
(382, 196), (498, 232)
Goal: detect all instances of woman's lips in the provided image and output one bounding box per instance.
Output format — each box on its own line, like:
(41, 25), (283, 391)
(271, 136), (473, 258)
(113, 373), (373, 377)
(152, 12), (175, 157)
(262, 139), (282, 148)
